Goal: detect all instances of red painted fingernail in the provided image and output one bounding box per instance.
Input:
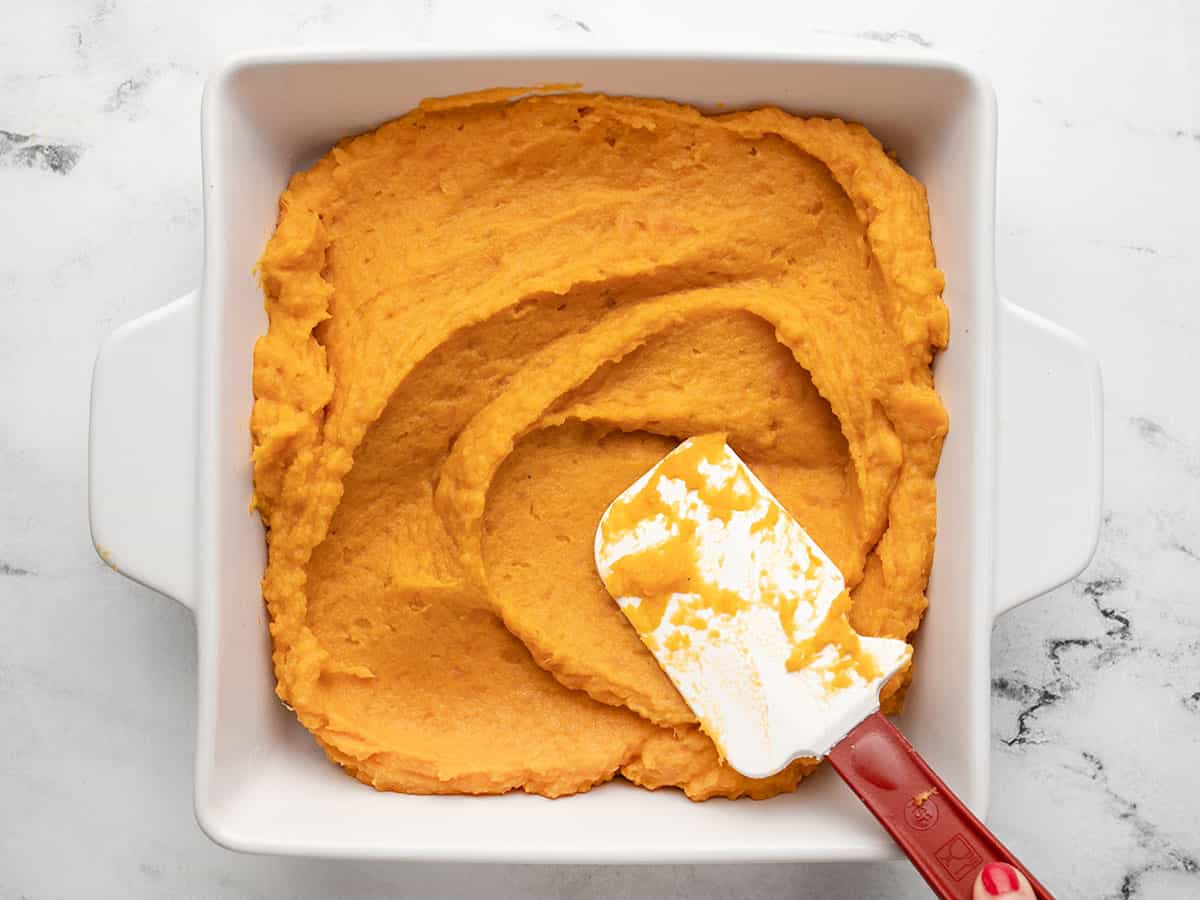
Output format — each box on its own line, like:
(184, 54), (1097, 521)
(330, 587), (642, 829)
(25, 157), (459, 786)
(981, 862), (1021, 895)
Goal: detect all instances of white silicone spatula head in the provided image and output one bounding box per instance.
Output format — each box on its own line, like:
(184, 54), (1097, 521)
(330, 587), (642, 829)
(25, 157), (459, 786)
(594, 434), (911, 778)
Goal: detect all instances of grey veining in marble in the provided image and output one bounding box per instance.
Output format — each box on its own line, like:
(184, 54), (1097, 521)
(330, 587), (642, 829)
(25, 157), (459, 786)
(2, 0), (1198, 898)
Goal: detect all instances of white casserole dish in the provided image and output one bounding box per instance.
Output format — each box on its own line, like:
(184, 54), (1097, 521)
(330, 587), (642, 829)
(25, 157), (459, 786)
(88, 48), (1102, 862)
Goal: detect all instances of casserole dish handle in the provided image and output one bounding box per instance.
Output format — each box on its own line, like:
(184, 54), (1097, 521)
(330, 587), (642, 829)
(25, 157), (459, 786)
(89, 291), (197, 610)
(995, 298), (1103, 616)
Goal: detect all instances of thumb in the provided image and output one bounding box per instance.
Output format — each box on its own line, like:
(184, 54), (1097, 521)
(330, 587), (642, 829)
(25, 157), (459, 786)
(973, 862), (1036, 899)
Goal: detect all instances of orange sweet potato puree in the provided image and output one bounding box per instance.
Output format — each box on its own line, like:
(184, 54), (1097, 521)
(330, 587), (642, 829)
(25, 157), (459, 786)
(250, 90), (949, 800)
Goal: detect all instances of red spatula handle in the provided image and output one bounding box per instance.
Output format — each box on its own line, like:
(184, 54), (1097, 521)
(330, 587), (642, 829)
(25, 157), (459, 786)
(827, 712), (1054, 899)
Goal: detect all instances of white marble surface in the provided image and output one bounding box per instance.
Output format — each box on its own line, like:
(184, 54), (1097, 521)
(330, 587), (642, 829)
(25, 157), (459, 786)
(2, 1), (1198, 897)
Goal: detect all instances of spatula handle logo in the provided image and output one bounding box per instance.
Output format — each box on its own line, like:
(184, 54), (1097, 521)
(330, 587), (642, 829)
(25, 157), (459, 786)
(904, 796), (940, 831)
(934, 835), (984, 882)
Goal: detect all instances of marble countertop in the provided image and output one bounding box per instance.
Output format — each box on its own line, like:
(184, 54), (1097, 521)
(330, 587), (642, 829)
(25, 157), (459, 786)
(2, 1), (1197, 897)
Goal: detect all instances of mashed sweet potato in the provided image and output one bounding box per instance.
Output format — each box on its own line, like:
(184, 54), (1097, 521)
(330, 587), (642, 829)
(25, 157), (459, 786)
(251, 90), (948, 799)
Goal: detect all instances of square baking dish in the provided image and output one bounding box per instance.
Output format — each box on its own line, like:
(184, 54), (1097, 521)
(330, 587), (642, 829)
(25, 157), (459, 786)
(89, 48), (1102, 862)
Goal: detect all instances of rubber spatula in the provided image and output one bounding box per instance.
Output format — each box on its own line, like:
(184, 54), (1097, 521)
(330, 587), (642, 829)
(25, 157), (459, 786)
(595, 434), (1053, 899)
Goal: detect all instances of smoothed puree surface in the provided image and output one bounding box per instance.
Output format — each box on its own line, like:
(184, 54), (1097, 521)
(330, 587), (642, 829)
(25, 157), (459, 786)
(251, 89), (949, 799)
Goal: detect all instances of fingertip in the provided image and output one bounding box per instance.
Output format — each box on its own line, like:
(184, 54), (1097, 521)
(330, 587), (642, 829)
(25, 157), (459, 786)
(974, 862), (1034, 898)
